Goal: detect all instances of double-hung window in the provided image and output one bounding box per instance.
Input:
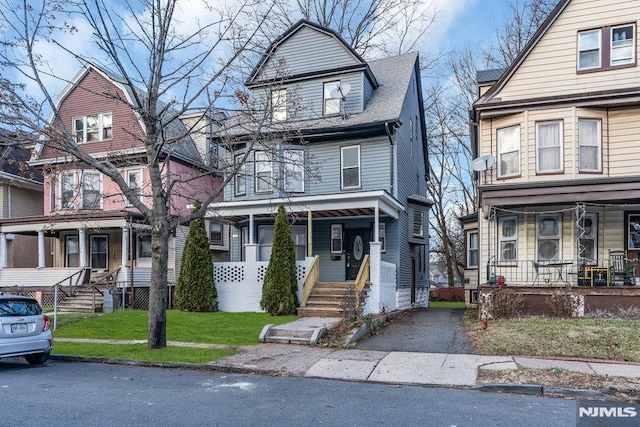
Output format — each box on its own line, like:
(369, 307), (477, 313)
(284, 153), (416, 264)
(611, 24), (635, 66)
(536, 121), (562, 173)
(497, 125), (520, 178)
(341, 145), (360, 189)
(271, 89), (286, 121)
(125, 169), (142, 205)
(537, 214), (561, 262)
(578, 119), (601, 172)
(467, 230), (479, 268)
(331, 224), (343, 254)
(60, 172), (75, 210)
(254, 151), (273, 193)
(283, 149), (304, 192)
(234, 154), (246, 196)
(578, 29), (601, 70)
(413, 211), (424, 237)
(324, 81), (341, 115)
(90, 235), (108, 270)
(65, 235), (79, 267)
(81, 171), (101, 209)
(209, 221), (223, 246)
(73, 113), (112, 143)
(498, 216), (517, 263)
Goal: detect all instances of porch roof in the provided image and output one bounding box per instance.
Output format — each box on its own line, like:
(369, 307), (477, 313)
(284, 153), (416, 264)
(0, 211), (147, 235)
(206, 190), (405, 223)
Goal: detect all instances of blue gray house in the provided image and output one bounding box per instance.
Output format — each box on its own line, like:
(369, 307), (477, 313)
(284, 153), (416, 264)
(208, 20), (432, 315)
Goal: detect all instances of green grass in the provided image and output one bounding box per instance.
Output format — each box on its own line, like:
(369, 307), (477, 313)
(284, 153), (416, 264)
(53, 342), (236, 364)
(429, 301), (466, 308)
(50, 312), (99, 329)
(54, 310), (298, 346)
(464, 309), (640, 362)
(50, 309), (298, 362)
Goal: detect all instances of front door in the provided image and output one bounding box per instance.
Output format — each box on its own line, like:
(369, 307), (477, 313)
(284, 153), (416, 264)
(346, 229), (370, 281)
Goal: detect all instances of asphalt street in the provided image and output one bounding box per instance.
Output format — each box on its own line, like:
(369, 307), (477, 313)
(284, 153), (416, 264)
(355, 307), (474, 354)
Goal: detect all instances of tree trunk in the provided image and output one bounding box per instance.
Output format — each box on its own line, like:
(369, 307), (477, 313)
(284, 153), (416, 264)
(147, 214), (170, 349)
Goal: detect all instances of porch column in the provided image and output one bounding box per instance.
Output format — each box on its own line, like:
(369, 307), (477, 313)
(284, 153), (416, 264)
(374, 203), (379, 243)
(37, 230), (46, 268)
(121, 226), (129, 267)
(0, 233), (6, 269)
(364, 241), (382, 315)
(307, 210), (312, 256)
(249, 214), (254, 244)
(79, 228), (87, 268)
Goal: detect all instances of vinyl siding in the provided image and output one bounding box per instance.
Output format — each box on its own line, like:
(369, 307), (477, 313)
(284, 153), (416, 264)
(478, 107), (640, 184)
(7, 187), (43, 218)
(254, 26), (361, 82)
(496, 0), (640, 102)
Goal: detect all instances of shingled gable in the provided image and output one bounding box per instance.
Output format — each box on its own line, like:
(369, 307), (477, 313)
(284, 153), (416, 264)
(32, 62), (204, 166)
(246, 19), (378, 89)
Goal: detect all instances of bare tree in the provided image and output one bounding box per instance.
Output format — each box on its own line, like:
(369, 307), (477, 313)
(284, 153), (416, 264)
(483, 0), (558, 68)
(0, 0), (284, 349)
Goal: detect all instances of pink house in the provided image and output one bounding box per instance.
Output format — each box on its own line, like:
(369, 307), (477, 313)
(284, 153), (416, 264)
(0, 64), (222, 310)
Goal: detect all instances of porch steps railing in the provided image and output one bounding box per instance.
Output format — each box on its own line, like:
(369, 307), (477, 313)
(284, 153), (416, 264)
(56, 287), (105, 313)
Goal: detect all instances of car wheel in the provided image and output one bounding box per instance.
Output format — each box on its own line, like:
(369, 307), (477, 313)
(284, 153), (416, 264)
(25, 352), (50, 365)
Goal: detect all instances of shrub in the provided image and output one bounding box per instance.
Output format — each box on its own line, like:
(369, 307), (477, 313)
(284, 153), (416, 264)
(175, 201), (218, 312)
(481, 288), (524, 319)
(260, 205), (298, 315)
(545, 290), (581, 317)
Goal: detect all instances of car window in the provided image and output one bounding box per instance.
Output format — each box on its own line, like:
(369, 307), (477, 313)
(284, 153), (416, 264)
(0, 299), (42, 316)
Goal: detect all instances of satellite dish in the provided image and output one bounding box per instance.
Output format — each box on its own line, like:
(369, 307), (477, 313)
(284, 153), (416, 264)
(471, 154), (496, 171)
(329, 83), (351, 99)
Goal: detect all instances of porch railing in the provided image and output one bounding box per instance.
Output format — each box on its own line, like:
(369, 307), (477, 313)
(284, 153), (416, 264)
(354, 255), (370, 311)
(485, 258), (639, 287)
(300, 255), (320, 307)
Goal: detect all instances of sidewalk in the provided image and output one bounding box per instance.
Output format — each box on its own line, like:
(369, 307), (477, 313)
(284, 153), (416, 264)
(53, 338), (640, 399)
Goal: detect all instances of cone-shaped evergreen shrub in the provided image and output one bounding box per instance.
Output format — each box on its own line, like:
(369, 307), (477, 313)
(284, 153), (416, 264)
(175, 201), (218, 312)
(260, 205), (299, 315)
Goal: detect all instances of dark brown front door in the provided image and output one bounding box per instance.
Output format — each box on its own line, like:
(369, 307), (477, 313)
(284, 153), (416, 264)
(345, 229), (370, 281)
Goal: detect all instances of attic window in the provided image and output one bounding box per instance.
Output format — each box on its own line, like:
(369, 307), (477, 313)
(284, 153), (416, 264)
(577, 24), (636, 72)
(271, 89), (286, 121)
(73, 113), (112, 143)
(324, 81), (340, 115)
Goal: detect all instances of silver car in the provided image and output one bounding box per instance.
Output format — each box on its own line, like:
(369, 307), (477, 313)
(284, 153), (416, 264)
(0, 294), (53, 365)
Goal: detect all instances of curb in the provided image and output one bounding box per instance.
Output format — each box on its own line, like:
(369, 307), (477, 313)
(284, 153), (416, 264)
(474, 383), (618, 400)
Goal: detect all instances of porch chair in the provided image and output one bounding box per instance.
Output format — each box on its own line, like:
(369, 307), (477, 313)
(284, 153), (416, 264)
(531, 261), (553, 286)
(609, 250), (635, 285)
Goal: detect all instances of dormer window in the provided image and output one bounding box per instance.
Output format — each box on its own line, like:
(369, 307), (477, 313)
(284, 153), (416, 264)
(73, 113), (112, 143)
(323, 81), (340, 115)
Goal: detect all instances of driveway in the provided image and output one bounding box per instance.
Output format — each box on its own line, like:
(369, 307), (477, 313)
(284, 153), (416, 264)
(355, 307), (474, 354)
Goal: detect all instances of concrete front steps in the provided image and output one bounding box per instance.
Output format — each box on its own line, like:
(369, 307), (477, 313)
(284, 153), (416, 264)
(57, 288), (105, 313)
(259, 317), (342, 345)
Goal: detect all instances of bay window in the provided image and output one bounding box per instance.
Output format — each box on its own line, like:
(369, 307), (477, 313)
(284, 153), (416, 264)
(467, 230), (478, 268)
(81, 171), (101, 209)
(341, 145), (360, 189)
(283, 149), (304, 192)
(255, 151), (273, 193)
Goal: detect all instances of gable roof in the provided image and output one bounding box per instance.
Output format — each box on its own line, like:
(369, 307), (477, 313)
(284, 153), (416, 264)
(34, 63), (204, 166)
(247, 19), (368, 86)
(475, 0), (571, 105)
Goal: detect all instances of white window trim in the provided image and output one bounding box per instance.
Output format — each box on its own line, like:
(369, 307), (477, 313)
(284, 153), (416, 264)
(578, 118), (602, 172)
(536, 213), (562, 262)
(125, 168), (143, 206)
(208, 221), (224, 246)
(497, 125), (520, 178)
(254, 151), (273, 193)
(80, 171), (103, 209)
(578, 29), (601, 70)
(271, 89), (287, 121)
(73, 112), (113, 143)
(413, 210), (424, 237)
(283, 149), (304, 193)
(60, 171), (76, 210)
(467, 230), (478, 269)
(65, 235), (79, 267)
(535, 120), (563, 173)
(611, 24), (635, 66)
(323, 81), (341, 116)
(498, 216), (517, 264)
(234, 153), (246, 196)
(581, 213), (598, 265)
(331, 224), (343, 254)
(379, 223), (386, 253)
(341, 145), (361, 190)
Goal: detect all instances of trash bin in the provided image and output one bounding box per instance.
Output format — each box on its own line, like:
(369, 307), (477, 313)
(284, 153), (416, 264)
(103, 289), (122, 313)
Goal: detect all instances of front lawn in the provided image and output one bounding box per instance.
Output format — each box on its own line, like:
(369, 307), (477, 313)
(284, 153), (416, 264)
(463, 309), (640, 362)
(51, 310), (298, 363)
